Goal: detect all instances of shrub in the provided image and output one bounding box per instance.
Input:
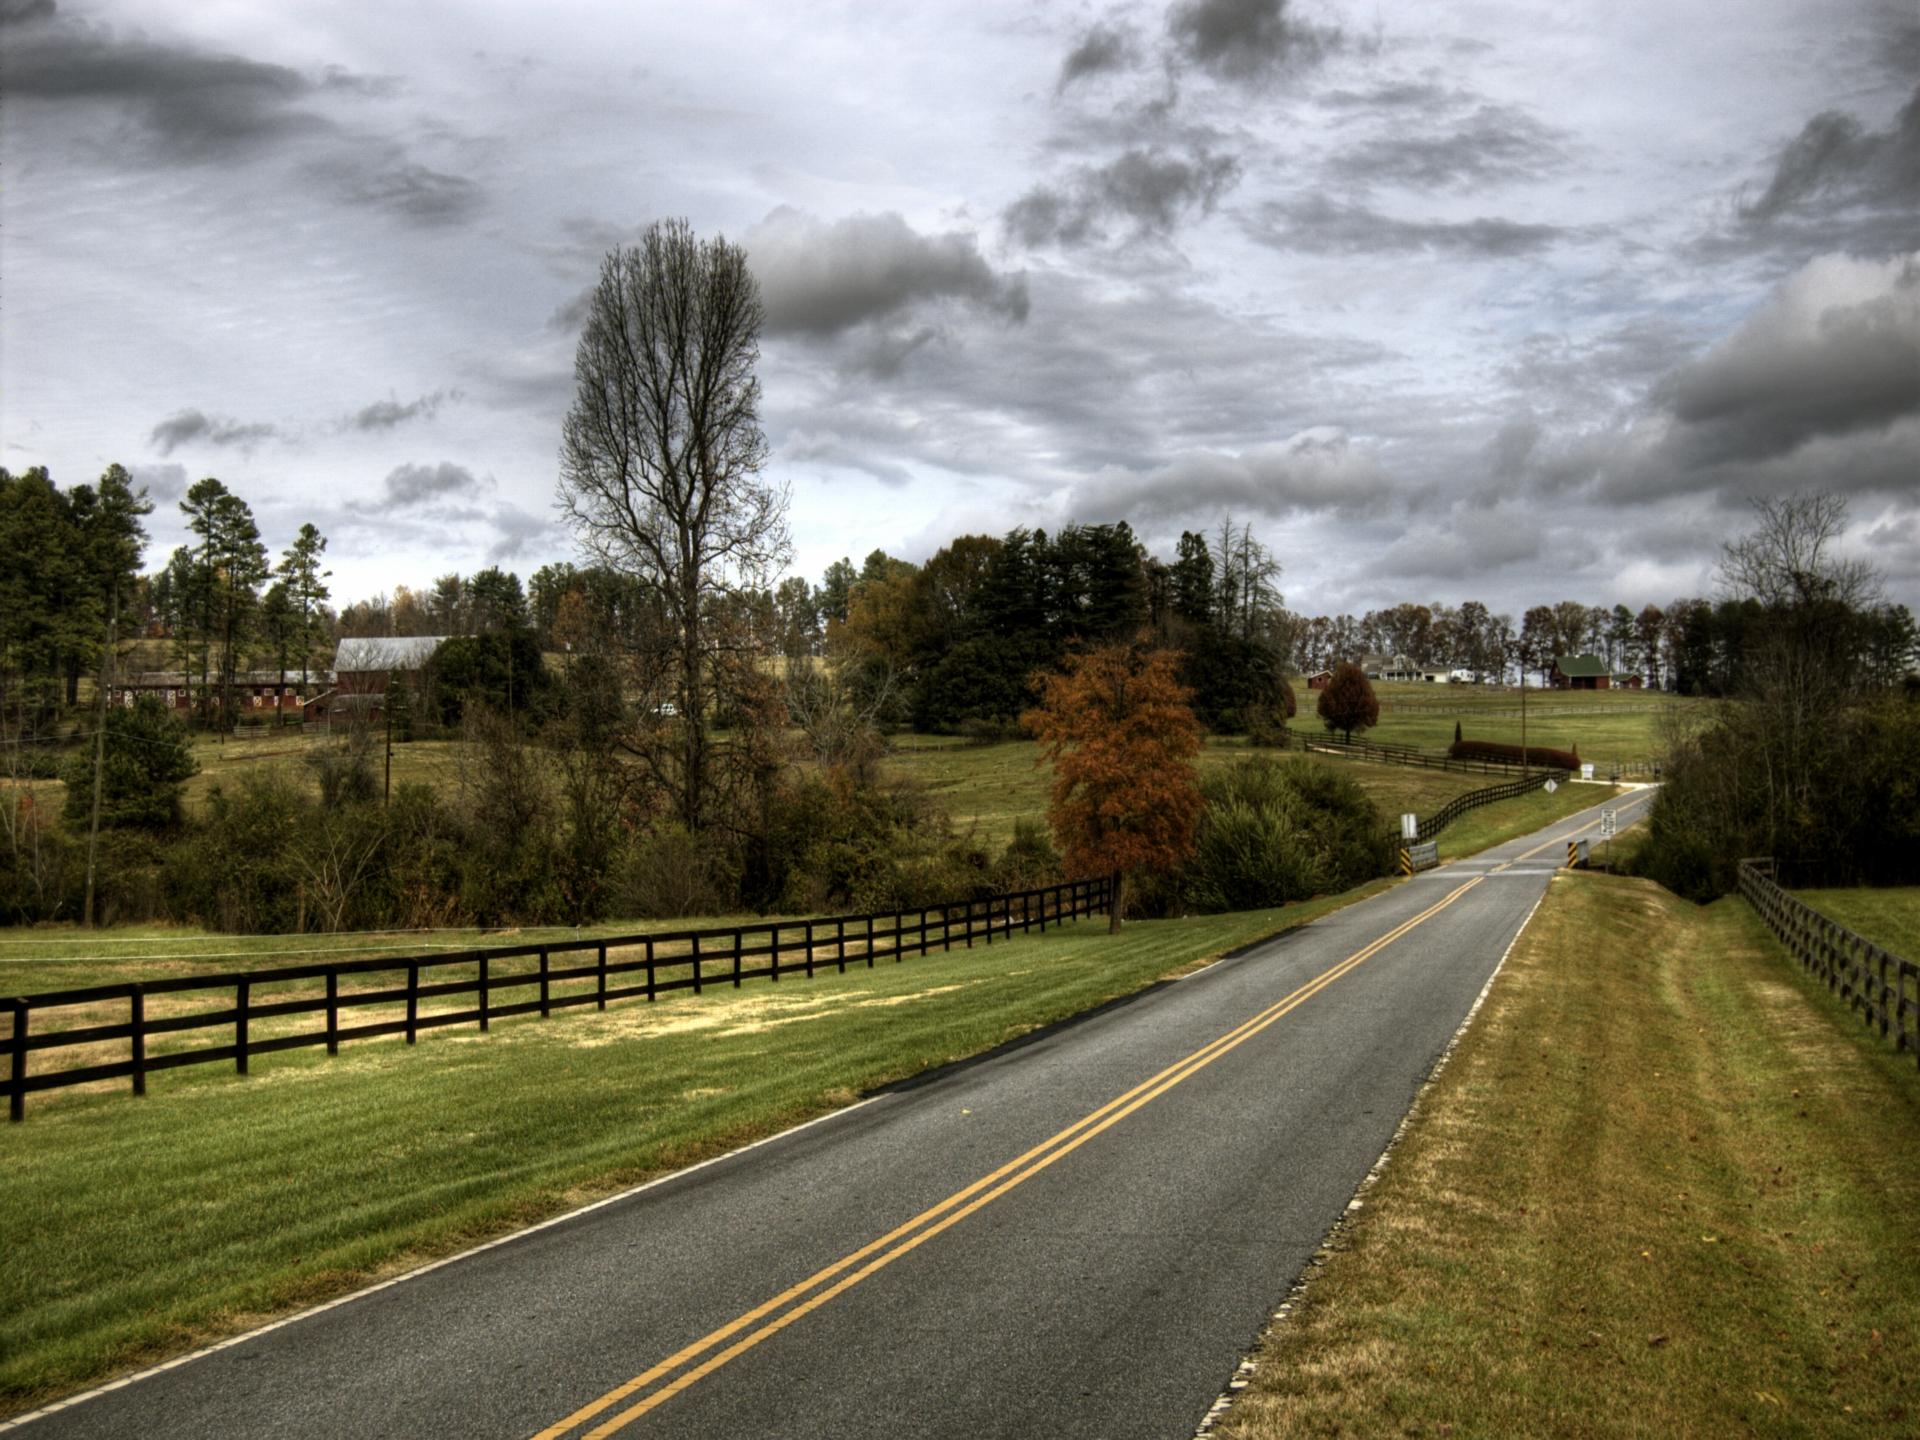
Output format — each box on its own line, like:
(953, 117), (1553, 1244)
(612, 823), (733, 919)
(1448, 738), (1581, 770)
(1181, 757), (1389, 913)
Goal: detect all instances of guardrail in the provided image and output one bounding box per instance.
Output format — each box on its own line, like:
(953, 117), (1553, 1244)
(3, 877), (1112, 1121)
(1738, 859), (1918, 1071)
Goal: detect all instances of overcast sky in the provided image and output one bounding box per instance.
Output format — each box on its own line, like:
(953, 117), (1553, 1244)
(4, 0), (1917, 619)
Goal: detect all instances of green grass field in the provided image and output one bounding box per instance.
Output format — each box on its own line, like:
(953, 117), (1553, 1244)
(1794, 887), (1920, 963)
(0, 887), (1390, 1414)
(885, 733), (1527, 849)
(1213, 872), (1920, 1439)
(1357, 680), (1702, 766)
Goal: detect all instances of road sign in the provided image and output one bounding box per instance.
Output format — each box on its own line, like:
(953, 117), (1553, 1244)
(1543, 779), (1558, 793)
(1401, 813), (1418, 841)
(1600, 810), (1616, 839)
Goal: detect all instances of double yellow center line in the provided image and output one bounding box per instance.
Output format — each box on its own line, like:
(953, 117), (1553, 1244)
(534, 874), (1488, 1438)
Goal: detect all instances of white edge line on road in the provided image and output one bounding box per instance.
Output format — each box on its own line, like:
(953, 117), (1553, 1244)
(1192, 882), (1554, 1439)
(0, 1093), (879, 1433)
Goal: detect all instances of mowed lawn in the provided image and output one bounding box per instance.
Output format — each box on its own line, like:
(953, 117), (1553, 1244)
(886, 732), (1531, 849)
(1360, 680), (1701, 766)
(0, 888), (1393, 1415)
(1214, 872), (1920, 1439)
(1794, 887), (1920, 964)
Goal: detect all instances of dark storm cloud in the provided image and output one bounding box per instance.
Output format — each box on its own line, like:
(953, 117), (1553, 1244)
(1243, 196), (1565, 256)
(0, 0), (57, 24)
(377, 461), (485, 508)
(2, 4), (481, 224)
(346, 391), (459, 431)
(1330, 105), (1565, 190)
(2, 8), (323, 162)
(1005, 146), (1240, 247)
(747, 209), (1028, 337)
(1740, 86), (1920, 221)
(1652, 255), (1920, 467)
(1165, 0), (1341, 83)
(1058, 21), (1142, 90)
(149, 409), (277, 455)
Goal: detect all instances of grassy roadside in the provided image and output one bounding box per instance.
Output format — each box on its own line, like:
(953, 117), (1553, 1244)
(1213, 871), (1920, 1439)
(1432, 781), (1624, 861)
(0, 882), (1391, 1416)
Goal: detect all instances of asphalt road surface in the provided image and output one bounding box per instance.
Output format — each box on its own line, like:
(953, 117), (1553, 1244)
(12, 786), (1653, 1440)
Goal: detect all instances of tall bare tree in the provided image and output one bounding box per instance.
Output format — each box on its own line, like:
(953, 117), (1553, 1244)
(558, 219), (791, 831)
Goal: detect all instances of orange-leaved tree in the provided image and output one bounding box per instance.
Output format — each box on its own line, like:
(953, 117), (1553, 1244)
(1023, 638), (1203, 932)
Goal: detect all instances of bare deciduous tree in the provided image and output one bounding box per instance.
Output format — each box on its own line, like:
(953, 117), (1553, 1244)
(558, 219), (791, 832)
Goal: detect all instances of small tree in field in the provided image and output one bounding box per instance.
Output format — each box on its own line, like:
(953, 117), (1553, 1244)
(1023, 639), (1203, 932)
(1316, 661), (1378, 742)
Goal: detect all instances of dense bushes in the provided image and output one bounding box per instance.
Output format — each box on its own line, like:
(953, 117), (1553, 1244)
(1176, 757), (1389, 914)
(1448, 738), (1581, 771)
(1634, 693), (1920, 901)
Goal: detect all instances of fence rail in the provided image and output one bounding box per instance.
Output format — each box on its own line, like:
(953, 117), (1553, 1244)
(1279, 728), (1660, 781)
(1403, 773), (1556, 845)
(3, 877), (1112, 1121)
(1738, 859), (1919, 1070)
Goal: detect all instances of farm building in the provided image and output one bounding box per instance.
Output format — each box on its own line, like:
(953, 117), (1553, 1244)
(1362, 652), (1422, 682)
(1549, 654), (1641, 690)
(1305, 668), (1334, 690)
(109, 670), (332, 716)
(325, 635), (448, 722)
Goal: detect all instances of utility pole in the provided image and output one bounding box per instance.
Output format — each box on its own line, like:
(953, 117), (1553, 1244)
(384, 670), (394, 807)
(83, 590), (119, 928)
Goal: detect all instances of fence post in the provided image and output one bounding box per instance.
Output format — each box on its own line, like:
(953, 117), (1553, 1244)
(597, 943), (608, 1010)
(131, 986), (147, 1097)
(326, 971), (339, 1055)
(8, 1000), (25, 1123)
(836, 917), (846, 973)
(693, 936), (703, 996)
(866, 915), (875, 967)
(539, 947), (551, 1018)
(733, 928), (743, 988)
(237, 980), (251, 1073)
(771, 924), (781, 982)
(646, 938), (657, 1002)
(406, 964), (418, 1045)
(805, 920), (816, 978)
(479, 957), (490, 1033)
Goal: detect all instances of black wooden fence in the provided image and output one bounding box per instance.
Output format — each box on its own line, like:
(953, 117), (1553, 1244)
(4, 876), (1112, 1121)
(1738, 859), (1919, 1070)
(1283, 728), (1660, 780)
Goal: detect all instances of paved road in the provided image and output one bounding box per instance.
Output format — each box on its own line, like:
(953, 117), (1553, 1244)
(12, 788), (1652, 1440)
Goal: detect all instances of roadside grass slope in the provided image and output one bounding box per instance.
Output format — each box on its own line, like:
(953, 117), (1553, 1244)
(1213, 871), (1920, 1439)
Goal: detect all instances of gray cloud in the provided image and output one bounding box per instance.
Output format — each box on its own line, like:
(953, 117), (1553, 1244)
(347, 390), (459, 430)
(149, 409), (277, 454)
(1069, 427), (1403, 526)
(316, 156), (483, 226)
(128, 461), (188, 504)
(378, 461), (485, 508)
(486, 503), (549, 562)
(1244, 196), (1566, 256)
(1330, 105), (1565, 190)
(1653, 253), (1920, 467)
(747, 208), (1028, 337)
(1740, 85), (1920, 221)
(1058, 21), (1142, 90)
(3, 9), (325, 162)
(1165, 0), (1341, 83)
(1, 0), (57, 24)
(2, 6), (481, 224)
(1006, 145), (1240, 247)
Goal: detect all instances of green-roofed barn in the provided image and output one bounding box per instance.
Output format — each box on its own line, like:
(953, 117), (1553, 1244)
(1549, 653), (1642, 690)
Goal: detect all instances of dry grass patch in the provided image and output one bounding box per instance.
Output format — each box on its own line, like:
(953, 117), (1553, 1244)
(1214, 872), (1920, 1440)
